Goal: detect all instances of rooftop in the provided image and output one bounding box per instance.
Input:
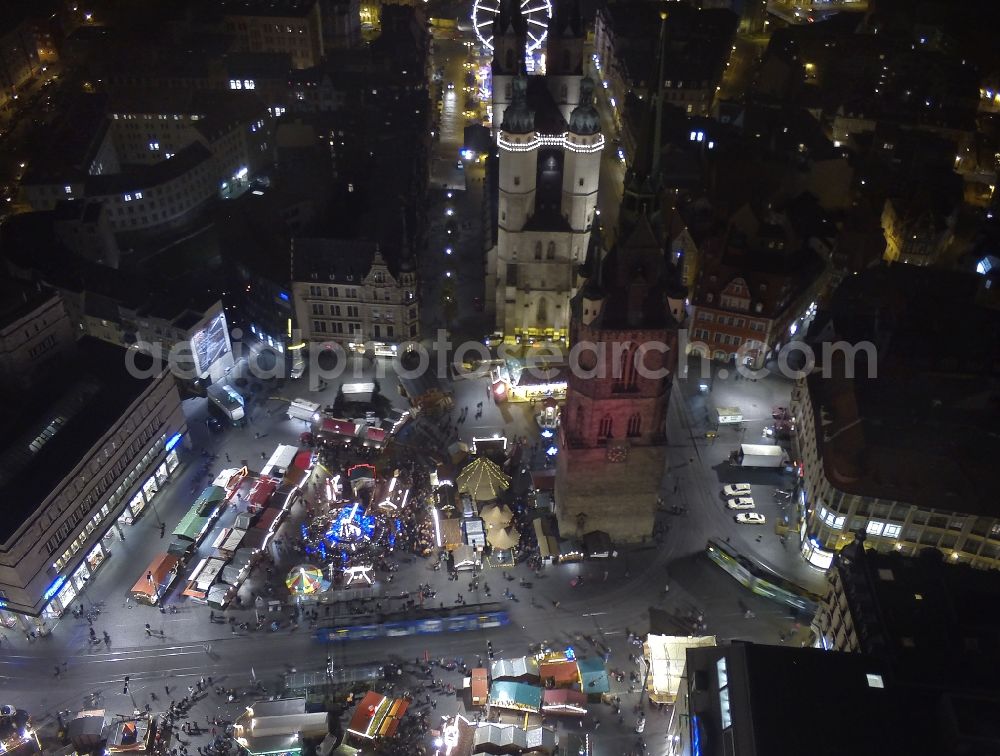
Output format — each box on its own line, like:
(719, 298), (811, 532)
(0, 338), (162, 546)
(291, 238), (380, 283)
(85, 142), (213, 197)
(0, 279), (55, 330)
(219, 0), (317, 18)
(835, 541), (1000, 690)
(688, 643), (918, 756)
(807, 265), (1000, 514)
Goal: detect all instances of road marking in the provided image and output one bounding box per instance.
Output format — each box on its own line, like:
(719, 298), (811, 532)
(581, 612), (607, 617)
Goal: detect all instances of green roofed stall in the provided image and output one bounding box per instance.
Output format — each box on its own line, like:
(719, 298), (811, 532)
(195, 485), (226, 516)
(173, 508), (208, 542)
(487, 680), (543, 712)
(577, 657), (610, 694)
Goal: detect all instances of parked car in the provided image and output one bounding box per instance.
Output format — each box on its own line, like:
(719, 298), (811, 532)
(205, 416), (224, 434)
(727, 497), (755, 510)
(735, 512), (766, 525)
(723, 483), (752, 497)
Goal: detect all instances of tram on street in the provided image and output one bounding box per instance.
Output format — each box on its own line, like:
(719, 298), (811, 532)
(313, 602), (509, 643)
(706, 538), (821, 615)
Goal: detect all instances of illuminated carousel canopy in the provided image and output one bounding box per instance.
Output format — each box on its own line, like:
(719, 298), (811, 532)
(457, 457), (511, 502)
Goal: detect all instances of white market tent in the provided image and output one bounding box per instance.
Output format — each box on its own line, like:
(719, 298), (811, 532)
(645, 634), (717, 704)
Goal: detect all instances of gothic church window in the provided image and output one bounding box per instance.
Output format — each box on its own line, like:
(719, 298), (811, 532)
(598, 414), (613, 438)
(627, 413), (642, 437)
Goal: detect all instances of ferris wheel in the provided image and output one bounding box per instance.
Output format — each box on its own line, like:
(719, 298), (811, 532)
(472, 0), (553, 55)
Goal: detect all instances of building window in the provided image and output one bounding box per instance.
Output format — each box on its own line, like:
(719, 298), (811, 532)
(598, 414), (613, 438)
(866, 520), (885, 537)
(347, 305), (359, 318)
(514, 176), (521, 186)
(534, 242), (542, 260)
(883, 524), (902, 538)
(312, 320), (327, 333)
(311, 303), (324, 315)
(627, 413), (641, 437)
(546, 241), (556, 260)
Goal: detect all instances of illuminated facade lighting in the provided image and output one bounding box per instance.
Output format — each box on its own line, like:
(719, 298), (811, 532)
(498, 132), (605, 154)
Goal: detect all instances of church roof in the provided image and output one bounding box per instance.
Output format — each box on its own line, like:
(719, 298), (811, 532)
(551, 0), (583, 37)
(526, 76), (568, 134)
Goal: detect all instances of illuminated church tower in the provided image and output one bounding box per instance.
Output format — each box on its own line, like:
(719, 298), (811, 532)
(486, 0), (602, 344)
(555, 12), (687, 543)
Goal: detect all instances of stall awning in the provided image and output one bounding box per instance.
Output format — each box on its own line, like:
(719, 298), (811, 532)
(440, 518), (464, 550)
(577, 658), (610, 694)
(195, 486), (226, 516)
(248, 478), (277, 509)
(173, 509), (208, 542)
(487, 681), (542, 712)
(534, 518), (560, 559)
(254, 506), (282, 533)
(541, 688), (588, 714)
(320, 418), (358, 437)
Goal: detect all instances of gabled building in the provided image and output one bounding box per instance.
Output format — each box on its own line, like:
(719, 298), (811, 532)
(687, 203), (826, 369)
(291, 238), (418, 356)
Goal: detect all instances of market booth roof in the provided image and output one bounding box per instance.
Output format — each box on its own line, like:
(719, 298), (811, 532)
(577, 657), (611, 694)
(473, 723), (556, 752)
(195, 485), (226, 515)
(173, 510), (208, 541)
(480, 503), (514, 528)
(646, 634), (718, 704)
(490, 656), (540, 682)
(234, 697), (328, 756)
(487, 524), (520, 550)
(346, 691), (409, 740)
(542, 688), (588, 715)
(539, 659), (580, 687)
(456, 457), (511, 502)
(487, 681), (543, 712)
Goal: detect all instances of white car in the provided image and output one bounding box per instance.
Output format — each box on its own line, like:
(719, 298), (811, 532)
(723, 483), (752, 497)
(735, 512), (766, 525)
(727, 497), (755, 510)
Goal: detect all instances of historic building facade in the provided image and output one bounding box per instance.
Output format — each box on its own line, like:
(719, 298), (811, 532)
(556, 13), (687, 543)
(291, 239), (419, 356)
(486, 0), (602, 344)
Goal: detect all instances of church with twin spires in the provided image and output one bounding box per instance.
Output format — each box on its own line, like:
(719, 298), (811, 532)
(486, 4), (687, 542)
(485, 0), (602, 344)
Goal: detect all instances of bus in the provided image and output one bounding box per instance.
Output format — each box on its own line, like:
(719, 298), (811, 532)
(207, 383), (245, 424)
(705, 538), (821, 616)
(313, 602), (509, 643)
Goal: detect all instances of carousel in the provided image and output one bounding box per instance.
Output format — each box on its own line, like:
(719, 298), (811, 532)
(456, 457), (511, 503)
(536, 396), (560, 431)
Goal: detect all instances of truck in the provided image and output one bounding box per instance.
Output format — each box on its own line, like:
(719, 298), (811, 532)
(207, 383), (245, 425)
(288, 398), (320, 422)
(733, 444), (785, 468)
(714, 406), (743, 425)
